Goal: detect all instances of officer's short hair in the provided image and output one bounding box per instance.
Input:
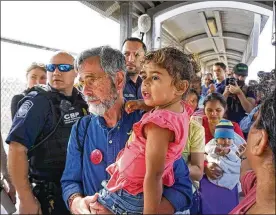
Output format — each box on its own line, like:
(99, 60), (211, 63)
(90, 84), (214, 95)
(214, 62), (226, 71)
(122, 37), (147, 52)
(74, 46), (126, 81)
(51, 51), (75, 62)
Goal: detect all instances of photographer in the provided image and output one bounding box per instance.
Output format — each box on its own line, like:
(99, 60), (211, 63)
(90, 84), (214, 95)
(239, 69), (276, 137)
(223, 63), (255, 123)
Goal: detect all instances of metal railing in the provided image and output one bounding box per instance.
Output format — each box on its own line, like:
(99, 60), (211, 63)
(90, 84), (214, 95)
(1, 77), (26, 141)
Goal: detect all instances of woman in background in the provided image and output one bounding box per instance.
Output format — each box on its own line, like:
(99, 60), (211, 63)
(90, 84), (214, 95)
(230, 89), (275, 214)
(192, 93), (244, 214)
(183, 89), (205, 214)
(10, 63), (46, 119)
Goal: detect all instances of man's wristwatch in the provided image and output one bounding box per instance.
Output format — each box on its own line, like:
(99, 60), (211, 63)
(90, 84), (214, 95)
(68, 193), (84, 210)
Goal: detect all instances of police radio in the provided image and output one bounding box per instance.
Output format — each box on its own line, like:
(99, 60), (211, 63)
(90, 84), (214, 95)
(27, 100), (72, 157)
(60, 100), (72, 113)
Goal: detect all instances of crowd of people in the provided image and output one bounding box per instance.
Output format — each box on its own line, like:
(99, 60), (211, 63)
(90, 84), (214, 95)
(1, 37), (275, 215)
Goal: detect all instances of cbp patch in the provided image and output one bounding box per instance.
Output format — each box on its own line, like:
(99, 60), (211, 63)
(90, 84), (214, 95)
(16, 100), (33, 118)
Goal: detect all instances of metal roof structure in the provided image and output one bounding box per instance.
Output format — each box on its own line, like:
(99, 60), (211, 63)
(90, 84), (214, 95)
(81, 1), (273, 73)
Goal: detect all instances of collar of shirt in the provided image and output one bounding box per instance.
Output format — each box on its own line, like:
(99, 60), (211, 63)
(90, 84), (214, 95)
(48, 83), (81, 102)
(96, 99), (144, 129)
(215, 79), (226, 86)
(126, 74), (142, 86)
(124, 75), (143, 100)
(97, 107), (126, 130)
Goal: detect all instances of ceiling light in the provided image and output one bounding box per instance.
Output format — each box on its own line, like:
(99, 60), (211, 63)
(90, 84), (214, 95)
(207, 18), (218, 36)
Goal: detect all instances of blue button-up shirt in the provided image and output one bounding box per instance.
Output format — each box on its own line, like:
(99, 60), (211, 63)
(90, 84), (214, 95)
(215, 79), (226, 94)
(61, 110), (192, 212)
(239, 104), (260, 133)
(201, 85), (209, 97)
(123, 75), (143, 101)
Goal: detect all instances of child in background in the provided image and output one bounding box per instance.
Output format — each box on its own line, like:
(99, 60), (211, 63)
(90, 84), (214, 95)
(184, 88), (207, 117)
(184, 88), (200, 113)
(205, 119), (245, 190)
(96, 47), (196, 214)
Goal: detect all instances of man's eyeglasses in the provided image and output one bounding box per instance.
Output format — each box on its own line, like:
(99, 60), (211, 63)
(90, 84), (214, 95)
(46, 64), (74, 72)
(76, 73), (108, 91)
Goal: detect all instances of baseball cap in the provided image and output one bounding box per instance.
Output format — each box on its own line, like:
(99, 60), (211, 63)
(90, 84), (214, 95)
(233, 63), (248, 76)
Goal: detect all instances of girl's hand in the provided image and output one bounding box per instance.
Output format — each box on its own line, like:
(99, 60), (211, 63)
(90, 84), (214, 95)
(125, 100), (153, 113)
(125, 100), (143, 114)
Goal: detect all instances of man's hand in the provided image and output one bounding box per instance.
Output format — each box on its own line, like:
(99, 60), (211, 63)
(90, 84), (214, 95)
(204, 162), (223, 180)
(70, 194), (99, 215)
(223, 85), (231, 97)
(19, 197), (42, 215)
(2, 178), (17, 204)
(6, 183), (16, 204)
(253, 110), (259, 121)
(89, 194), (112, 214)
(89, 202), (112, 214)
(157, 197), (174, 214)
(208, 84), (216, 94)
(229, 83), (242, 95)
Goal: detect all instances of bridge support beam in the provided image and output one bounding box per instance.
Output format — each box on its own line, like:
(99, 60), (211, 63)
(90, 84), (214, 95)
(120, 2), (133, 48)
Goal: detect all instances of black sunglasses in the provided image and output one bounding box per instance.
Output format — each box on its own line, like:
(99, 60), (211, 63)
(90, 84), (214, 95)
(46, 64), (74, 72)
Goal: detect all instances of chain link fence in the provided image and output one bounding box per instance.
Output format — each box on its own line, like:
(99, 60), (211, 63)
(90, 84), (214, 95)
(1, 77), (26, 142)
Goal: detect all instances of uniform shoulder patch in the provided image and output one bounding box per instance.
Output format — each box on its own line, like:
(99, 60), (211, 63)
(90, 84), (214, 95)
(16, 100), (34, 118)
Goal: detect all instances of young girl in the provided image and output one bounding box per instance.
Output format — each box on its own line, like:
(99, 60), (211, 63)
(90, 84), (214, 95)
(205, 119), (245, 190)
(96, 47), (196, 214)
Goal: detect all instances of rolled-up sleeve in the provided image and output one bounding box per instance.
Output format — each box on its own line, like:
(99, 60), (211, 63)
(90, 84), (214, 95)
(61, 121), (84, 209)
(6, 95), (51, 149)
(239, 106), (260, 133)
(163, 157), (193, 212)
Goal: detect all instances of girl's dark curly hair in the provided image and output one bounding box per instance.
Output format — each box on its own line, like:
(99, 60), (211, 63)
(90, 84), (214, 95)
(142, 47), (200, 86)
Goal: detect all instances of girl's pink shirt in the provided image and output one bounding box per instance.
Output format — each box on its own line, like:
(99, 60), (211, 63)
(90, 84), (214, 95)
(106, 105), (190, 195)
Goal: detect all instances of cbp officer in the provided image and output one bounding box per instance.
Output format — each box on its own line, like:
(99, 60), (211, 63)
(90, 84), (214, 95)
(122, 37), (146, 100)
(6, 51), (88, 215)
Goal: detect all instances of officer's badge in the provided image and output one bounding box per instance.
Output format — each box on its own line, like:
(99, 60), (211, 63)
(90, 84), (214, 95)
(16, 100), (33, 118)
(82, 108), (88, 116)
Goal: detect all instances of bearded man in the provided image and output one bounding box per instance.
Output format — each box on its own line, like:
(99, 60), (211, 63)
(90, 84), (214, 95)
(61, 46), (193, 214)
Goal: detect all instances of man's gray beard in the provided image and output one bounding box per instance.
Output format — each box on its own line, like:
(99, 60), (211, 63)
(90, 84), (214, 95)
(86, 87), (118, 117)
(88, 102), (109, 116)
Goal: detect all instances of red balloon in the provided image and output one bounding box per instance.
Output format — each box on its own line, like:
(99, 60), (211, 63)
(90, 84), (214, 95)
(90, 149), (103, 164)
